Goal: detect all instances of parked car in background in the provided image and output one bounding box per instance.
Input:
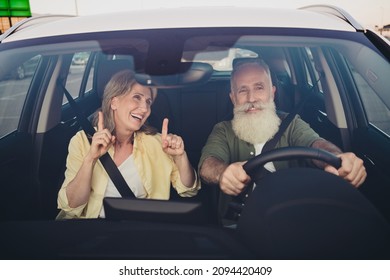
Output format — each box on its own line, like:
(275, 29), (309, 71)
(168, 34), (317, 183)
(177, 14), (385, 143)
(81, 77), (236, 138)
(71, 52), (90, 65)
(13, 55), (41, 79)
(0, 5), (389, 260)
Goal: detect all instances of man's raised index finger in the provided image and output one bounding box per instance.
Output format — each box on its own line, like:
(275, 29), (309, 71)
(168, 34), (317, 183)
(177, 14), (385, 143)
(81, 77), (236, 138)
(162, 118), (169, 140)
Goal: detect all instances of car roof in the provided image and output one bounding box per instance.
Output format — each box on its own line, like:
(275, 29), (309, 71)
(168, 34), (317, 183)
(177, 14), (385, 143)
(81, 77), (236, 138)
(1, 5), (361, 43)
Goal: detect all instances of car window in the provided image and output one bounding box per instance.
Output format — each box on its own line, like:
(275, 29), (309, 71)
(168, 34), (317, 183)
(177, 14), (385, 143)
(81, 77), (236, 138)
(63, 52), (94, 104)
(0, 54), (41, 138)
(351, 66), (390, 135)
(329, 41), (390, 136)
(183, 47), (258, 71)
(303, 47), (323, 92)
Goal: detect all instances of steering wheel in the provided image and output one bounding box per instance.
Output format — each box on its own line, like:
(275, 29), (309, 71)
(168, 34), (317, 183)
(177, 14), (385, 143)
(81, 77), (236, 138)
(236, 147), (390, 259)
(226, 146), (342, 219)
(242, 146), (341, 180)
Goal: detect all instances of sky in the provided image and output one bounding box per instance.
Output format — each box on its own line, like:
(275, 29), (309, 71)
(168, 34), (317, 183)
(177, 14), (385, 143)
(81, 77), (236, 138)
(29, 0), (390, 30)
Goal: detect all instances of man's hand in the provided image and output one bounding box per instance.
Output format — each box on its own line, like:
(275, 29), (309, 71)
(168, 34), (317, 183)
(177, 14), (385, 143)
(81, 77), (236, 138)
(324, 152), (366, 188)
(311, 139), (366, 188)
(219, 162), (251, 196)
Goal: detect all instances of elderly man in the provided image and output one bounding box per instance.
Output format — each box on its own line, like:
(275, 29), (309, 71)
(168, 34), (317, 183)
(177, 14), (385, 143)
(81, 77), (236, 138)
(198, 58), (366, 224)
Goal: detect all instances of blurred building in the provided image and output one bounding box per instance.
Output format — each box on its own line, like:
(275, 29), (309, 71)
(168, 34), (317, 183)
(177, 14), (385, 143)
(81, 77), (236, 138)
(381, 24), (390, 38)
(0, 0), (31, 34)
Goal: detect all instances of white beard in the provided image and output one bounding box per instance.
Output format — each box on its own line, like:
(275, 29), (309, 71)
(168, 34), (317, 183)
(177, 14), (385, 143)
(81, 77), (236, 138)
(231, 100), (281, 145)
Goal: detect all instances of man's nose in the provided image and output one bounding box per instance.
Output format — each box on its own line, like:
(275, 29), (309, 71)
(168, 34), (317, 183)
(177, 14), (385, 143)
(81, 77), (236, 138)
(247, 90), (257, 102)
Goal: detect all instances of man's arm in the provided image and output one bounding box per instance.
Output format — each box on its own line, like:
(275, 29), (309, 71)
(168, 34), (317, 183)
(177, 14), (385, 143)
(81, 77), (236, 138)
(311, 139), (366, 187)
(310, 139), (342, 169)
(200, 156), (250, 196)
(199, 156), (228, 185)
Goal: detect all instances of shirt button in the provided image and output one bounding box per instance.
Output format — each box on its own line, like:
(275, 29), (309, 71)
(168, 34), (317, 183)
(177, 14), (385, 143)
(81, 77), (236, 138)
(250, 152), (254, 155)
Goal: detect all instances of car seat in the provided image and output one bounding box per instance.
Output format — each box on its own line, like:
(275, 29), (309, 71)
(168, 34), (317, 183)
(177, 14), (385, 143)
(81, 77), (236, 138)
(95, 57), (135, 100)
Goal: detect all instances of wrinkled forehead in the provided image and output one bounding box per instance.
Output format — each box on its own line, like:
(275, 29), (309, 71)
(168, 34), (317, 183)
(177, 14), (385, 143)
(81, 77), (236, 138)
(127, 82), (156, 100)
(231, 63), (271, 89)
(234, 63), (269, 78)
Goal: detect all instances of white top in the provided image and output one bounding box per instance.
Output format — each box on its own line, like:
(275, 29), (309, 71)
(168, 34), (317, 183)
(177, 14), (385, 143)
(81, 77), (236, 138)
(99, 154), (146, 218)
(254, 143), (276, 172)
(251, 143), (276, 191)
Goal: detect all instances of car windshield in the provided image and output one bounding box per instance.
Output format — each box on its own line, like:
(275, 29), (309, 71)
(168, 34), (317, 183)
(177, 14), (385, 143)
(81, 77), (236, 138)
(1, 7), (390, 263)
(1, 30), (389, 139)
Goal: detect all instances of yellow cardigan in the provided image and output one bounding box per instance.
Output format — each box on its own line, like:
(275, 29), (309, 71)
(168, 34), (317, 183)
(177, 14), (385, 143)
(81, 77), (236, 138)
(57, 130), (200, 219)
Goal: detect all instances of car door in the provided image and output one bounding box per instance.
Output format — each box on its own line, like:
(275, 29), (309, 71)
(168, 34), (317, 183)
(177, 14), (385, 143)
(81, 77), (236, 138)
(345, 54), (390, 222)
(324, 39), (390, 222)
(286, 39), (390, 222)
(0, 53), (49, 220)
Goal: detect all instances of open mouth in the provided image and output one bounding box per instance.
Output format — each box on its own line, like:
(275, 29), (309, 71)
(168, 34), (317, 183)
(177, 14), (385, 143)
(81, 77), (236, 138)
(246, 105), (259, 113)
(131, 113), (143, 121)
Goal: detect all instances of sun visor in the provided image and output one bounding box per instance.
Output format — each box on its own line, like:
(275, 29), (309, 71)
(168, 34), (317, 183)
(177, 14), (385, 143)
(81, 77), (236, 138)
(135, 62), (213, 89)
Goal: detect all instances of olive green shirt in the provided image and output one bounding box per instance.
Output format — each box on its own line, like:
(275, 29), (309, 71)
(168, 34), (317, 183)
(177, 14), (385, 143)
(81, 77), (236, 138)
(198, 114), (322, 223)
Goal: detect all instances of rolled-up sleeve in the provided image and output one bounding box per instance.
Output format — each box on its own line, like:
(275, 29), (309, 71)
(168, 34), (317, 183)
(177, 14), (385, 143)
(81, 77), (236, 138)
(57, 132), (88, 218)
(171, 167), (201, 197)
(198, 122), (231, 171)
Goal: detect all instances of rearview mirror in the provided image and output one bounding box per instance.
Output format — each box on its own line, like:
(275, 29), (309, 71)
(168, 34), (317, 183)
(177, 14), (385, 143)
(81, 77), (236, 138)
(136, 62), (213, 89)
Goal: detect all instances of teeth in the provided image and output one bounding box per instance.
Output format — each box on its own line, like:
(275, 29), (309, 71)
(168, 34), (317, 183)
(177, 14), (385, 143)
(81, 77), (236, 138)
(131, 113), (142, 120)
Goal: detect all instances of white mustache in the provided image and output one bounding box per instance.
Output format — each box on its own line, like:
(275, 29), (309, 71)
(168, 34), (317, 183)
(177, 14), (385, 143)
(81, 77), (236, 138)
(234, 101), (272, 113)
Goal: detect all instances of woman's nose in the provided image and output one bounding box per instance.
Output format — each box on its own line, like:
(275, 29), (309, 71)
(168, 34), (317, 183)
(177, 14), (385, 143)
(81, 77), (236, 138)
(139, 100), (149, 111)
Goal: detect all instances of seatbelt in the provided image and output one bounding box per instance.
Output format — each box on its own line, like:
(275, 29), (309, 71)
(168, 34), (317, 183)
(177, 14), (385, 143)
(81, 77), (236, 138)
(57, 80), (135, 198)
(248, 111), (297, 183)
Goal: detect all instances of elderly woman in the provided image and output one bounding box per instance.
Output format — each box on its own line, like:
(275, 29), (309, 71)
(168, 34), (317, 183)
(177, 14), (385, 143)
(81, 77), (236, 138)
(57, 70), (200, 219)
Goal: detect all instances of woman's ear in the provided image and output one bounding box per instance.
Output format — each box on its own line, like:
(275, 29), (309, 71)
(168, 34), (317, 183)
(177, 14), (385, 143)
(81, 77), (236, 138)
(111, 97), (118, 110)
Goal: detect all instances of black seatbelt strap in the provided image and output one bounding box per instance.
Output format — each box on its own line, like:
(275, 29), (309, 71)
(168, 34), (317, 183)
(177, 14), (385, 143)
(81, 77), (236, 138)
(265, 112), (295, 151)
(261, 73), (324, 157)
(58, 80), (135, 198)
(249, 110), (298, 180)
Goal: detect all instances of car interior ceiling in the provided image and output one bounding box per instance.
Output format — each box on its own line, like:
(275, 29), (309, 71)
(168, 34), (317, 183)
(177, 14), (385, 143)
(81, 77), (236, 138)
(36, 45), (336, 222)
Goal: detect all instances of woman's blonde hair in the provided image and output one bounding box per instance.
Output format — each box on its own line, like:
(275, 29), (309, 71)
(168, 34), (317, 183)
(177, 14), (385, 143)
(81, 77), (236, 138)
(93, 69), (157, 135)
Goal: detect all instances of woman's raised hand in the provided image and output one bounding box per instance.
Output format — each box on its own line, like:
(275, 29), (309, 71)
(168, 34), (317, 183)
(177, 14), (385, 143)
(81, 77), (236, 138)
(161, 118), (185, 157)
(89, 111), (115, 160)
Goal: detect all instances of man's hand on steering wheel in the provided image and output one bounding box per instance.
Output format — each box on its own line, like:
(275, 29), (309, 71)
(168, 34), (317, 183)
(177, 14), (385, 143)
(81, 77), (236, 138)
(324, 152), (366, 188)
(219, 162), (251, 196)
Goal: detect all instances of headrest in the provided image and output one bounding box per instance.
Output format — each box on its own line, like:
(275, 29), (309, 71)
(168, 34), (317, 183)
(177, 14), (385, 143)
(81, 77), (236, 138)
(95, 59), (134, 99)
(232, 57), (265, 69)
